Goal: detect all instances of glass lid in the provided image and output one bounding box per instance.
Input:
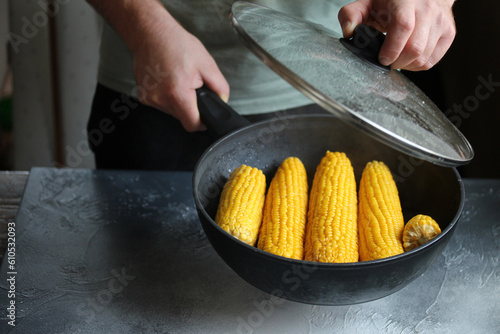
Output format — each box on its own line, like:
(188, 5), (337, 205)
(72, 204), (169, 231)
(229, 1), (473, 167)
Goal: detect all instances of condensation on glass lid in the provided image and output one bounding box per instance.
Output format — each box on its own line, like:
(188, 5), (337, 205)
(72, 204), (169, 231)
(246, 17), (436, 134)
(358, 112), (466, 160)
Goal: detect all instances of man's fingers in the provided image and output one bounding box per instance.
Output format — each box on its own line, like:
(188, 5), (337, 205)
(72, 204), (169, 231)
(401, 29), (439, 71)
(404, 32), (453, 71)
(389, 15), (432, 69)
(172, 89), (206, 132)
(201, 59), (230, 103)
(378, 3), (416, 67)
(406, 13), (456, 71)
(382, 0), (456, 70)
(147, 84), (206, 133)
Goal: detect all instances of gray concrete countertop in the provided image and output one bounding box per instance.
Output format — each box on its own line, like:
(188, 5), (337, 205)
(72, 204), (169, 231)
(0, 168), (498, 333)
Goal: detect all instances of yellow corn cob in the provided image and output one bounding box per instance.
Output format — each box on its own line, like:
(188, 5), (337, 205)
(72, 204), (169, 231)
(358, 161), (405, 261)
(304, 151), (358, 263)
(257, 157), (308, 260)
(403, 214), (441, 251)
(215, 165), (266, 246)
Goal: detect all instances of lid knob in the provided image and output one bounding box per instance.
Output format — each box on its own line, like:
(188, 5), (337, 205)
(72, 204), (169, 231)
(340, 24), (390, 72)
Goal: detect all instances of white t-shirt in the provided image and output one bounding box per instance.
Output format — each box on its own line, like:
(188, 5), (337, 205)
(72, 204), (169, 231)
(97, 0), (350, 115)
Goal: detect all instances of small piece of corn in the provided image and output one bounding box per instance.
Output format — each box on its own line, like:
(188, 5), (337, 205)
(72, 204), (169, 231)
(403, 214), (441, 251)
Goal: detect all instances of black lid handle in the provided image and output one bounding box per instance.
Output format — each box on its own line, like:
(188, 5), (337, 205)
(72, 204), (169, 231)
(196, 86), (250, 139)
(339, 24), (390, 72)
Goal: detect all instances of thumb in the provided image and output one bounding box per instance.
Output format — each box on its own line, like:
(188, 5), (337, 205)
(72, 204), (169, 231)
(338, 0), (370, 38)
(201, 65), (230, 103)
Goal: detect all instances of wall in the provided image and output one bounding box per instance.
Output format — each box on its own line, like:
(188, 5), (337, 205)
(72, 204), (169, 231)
(55, 1), (100, 169)
(9, 0), (99, 170)
(441, 1), (500, 178)
(9, 0), (56, 169)
(0, 0), (8, 82)
(405, 1), (500, 178)
(0, 0), (12, 170)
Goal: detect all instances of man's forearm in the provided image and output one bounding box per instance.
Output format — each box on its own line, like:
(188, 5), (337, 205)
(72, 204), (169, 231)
(86, 0), (179, 52)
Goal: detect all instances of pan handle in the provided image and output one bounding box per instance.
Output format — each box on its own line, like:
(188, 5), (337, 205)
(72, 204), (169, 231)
(196, 86), (251, 139)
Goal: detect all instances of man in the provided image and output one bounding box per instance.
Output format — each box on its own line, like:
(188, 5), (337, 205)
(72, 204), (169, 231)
(86, 0), (457, 170)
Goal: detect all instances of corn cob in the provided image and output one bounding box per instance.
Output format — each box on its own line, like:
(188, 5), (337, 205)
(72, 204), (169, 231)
(403, 214), (441, 251)
(215, 165), (266, 246)
(257, 157), (308, 260)
(304, 151), (358, 263)
(358, 161), (405, 261)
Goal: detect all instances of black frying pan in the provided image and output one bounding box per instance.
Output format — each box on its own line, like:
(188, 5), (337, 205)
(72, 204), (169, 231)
(192, 87), (464, 305)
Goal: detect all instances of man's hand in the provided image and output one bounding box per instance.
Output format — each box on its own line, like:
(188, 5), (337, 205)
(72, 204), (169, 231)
(130, 14), (229, 132)
(86, 0), (229, 132)
(338, 0), (456, 71)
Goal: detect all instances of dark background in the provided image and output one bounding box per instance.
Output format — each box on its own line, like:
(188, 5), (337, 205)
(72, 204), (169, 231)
(405, 1), (500, 178)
